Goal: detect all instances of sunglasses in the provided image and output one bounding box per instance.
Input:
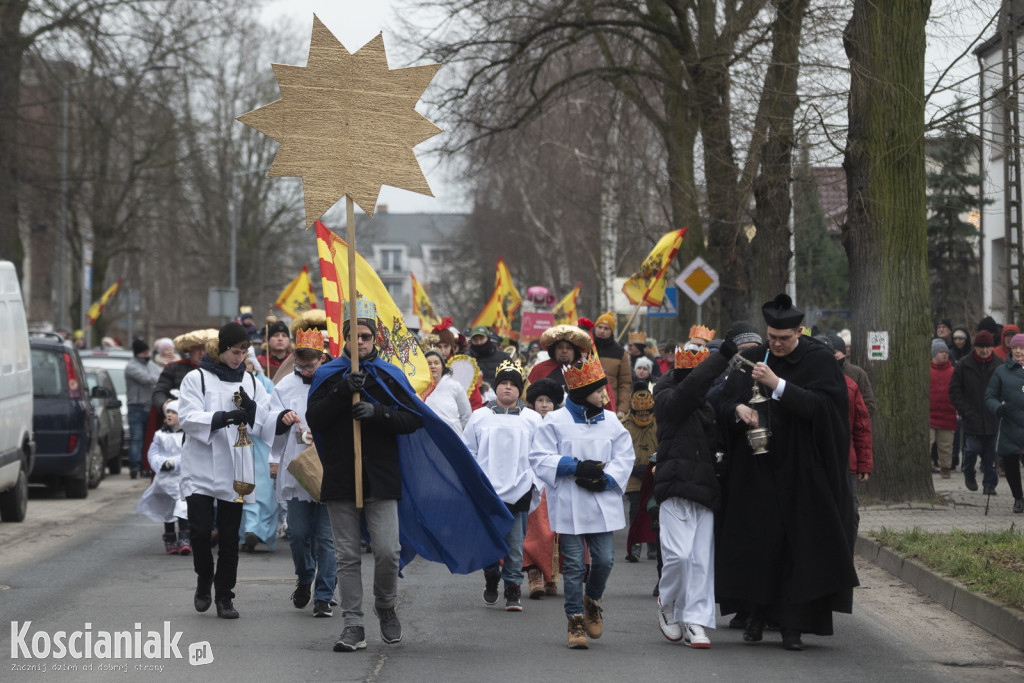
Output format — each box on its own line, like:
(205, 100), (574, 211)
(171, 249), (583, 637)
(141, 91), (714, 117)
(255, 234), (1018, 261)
(294, 362), (319, 371)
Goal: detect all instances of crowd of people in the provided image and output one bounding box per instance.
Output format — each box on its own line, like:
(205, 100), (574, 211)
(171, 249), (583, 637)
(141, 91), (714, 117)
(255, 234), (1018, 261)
(114, 293), (878, 654)
(933, 316), (1024, 512)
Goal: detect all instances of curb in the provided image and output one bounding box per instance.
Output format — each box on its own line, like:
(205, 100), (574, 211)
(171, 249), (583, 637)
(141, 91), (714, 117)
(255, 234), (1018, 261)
(855, 535), (1024, 652)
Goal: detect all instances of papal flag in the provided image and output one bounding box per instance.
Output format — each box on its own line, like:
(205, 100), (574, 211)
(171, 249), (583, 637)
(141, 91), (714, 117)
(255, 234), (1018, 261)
(470, 287), (503, 332)
(87, 277), (123, 326)
(552, 282), (582, 325)
(410, 273), (440, 330)
(315, 220), (430, 393)
(275, 265), (319, 319)
(621, 228), (687, 307)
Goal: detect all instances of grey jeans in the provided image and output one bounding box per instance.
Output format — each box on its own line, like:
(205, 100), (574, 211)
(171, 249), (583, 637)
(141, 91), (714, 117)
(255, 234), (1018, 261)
(326, 498), (401, 627)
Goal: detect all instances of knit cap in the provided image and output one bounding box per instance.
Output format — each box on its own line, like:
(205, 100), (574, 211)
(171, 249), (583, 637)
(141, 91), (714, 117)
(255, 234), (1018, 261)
(931, 338), (949, 357)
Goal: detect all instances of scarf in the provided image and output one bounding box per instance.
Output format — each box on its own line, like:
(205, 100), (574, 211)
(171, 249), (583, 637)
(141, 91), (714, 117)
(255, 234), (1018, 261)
(592, 334), (624, 360)
(199, 354), (245, 383)
(565, 397), (604, 424)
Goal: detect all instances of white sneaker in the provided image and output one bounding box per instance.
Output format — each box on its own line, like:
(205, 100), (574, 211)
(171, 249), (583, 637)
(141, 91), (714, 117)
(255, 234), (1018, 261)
(684, 623), (711, 649)
(657, 598), (683, 642)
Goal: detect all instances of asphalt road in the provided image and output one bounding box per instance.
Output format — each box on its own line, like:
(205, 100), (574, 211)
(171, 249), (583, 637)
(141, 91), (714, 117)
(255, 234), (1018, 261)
(1, 476), (1022, 682)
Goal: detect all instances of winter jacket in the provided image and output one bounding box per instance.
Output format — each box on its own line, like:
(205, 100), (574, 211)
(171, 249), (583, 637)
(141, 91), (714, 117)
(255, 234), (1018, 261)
(152, 359), (199, 411)
(651, 351), (730, 511)
(929, 360), (957, 430)
(621, 416), (657, 494)
(985, 356), (1024, 456)
(994, 323), (1020, 360)
(842, 361), (876, 417)
(948, 350), (999, 436)
(949, 325), (973, 364)
(593, 337), (632, 412)
(125, 355), (156, 406)
(469, 341), (511, 387)
(846, 377), (872, 474)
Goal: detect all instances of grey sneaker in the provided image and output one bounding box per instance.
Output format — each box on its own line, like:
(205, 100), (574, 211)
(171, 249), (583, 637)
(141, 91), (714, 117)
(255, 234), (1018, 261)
(374, 606), (403, 644)
(333, 626), (366, 652)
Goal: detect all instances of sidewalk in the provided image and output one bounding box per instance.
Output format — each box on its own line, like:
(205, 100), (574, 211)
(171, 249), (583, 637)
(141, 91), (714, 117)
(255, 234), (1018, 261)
(856, 470), (1024, 651)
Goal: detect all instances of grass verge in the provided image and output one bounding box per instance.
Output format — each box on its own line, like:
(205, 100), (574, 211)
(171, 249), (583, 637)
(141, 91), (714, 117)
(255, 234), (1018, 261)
(870, 527), (1024, 611)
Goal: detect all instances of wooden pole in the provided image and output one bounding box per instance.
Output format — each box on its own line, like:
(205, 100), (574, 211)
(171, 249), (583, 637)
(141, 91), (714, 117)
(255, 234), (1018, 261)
(346, 195), (363, 509)
(615, 302), (646, 345)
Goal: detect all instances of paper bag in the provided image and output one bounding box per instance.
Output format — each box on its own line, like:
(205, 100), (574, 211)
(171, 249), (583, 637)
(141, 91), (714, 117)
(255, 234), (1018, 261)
(286, 445), (323, 502)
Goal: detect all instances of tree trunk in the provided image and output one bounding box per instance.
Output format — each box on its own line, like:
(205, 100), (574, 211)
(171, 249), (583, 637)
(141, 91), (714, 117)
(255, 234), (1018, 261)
(751, 0), (810, 306)
(0, 2), (29, 275)
(843, 0), (933, 502)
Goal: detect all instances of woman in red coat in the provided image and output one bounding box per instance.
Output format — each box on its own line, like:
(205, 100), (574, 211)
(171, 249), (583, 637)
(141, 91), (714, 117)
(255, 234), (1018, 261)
(930, 339), (957, 478)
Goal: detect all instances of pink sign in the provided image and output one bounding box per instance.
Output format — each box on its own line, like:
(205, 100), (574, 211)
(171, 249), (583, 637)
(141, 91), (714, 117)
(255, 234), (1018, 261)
(521, 311), (555, 342)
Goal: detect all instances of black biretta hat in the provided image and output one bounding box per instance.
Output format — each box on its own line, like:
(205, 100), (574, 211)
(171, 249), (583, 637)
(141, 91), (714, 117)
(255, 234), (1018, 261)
(761, 293), (804, 330)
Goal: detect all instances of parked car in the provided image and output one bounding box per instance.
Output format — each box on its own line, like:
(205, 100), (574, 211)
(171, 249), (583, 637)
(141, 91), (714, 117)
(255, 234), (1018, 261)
(83, 367), (125, 474)
(29, 332), (104, 498)
(78, 349), (132, 467)
(0, 261), (34, 521)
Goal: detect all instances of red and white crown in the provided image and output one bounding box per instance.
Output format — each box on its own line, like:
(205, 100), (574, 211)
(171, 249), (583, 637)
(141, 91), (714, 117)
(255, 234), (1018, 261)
(562, 354), (607, 391)
(675, 345), (710, 369)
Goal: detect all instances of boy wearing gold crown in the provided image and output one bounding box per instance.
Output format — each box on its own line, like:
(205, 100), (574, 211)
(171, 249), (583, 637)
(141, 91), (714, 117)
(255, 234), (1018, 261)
(651, 331), (739, 649)
(262, 326), (337, 617)
(529, 354), (635, 649)
(462, 359), (542, 612)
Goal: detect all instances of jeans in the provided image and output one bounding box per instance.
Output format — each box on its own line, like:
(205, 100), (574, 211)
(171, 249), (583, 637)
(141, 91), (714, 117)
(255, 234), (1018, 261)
(186, 494), (242, 600)
(128, 404), (149, 471)
(963, 433), (999, 490)
(326, 498), (400, 627)
(287, 499), (336, 602)
(485, 509), (528, 588)
(560, 531), (614, 618)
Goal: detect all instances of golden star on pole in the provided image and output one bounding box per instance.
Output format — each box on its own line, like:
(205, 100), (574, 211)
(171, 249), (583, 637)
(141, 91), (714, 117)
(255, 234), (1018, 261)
(236, 15), (442, 226)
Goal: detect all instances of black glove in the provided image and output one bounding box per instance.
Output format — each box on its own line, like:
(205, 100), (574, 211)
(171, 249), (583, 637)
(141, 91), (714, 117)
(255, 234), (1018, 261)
(236, 386), (257, 414)
(576, 459), (605, 479)
(160, 460), (175, 472)
(719, 336), (739, 360)
(649, 505), (660, 531)
(223, 409), (248, 426)
(351, 401), (380, 421)
(997, 404), (1010, 418)
(333, 371), (367, 398)
(575, 474), (608, 492)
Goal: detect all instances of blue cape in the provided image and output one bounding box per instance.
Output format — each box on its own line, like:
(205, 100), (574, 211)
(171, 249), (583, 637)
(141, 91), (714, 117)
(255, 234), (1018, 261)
(309, 354), (513, 574)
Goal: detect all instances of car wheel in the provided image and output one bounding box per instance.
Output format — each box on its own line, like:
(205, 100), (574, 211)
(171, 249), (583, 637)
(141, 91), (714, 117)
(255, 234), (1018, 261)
(87, 442), (104, 489)
(0, 468), (28, 522)
(65, 475), (88, 499)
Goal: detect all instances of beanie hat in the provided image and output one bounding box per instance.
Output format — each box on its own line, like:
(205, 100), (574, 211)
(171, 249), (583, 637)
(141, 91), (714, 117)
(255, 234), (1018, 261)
(1011, 334), (1024, 349)
(132, 339), (149, 356)
(634, 356), (653, 371)
(218, 322), (250, 353)
(827, 333), (846, 355)
(494, 359), (525, 395)
(931, 338), (949, 357)
(525, 377), (564, 407)
(164, 400), (179, 415)
(728, 321), (762, 347)
(595, 312), (616, 331)
(266, 320), (290, 339)
(974, 330), (994, 347)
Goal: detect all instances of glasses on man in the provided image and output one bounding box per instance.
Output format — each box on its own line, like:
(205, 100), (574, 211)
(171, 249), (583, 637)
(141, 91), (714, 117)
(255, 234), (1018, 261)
(356, 333), (374, 342)
(294, 362), (319, 372)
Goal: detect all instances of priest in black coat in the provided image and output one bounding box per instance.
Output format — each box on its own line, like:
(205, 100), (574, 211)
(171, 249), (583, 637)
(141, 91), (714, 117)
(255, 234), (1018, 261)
(715, 294), (858, 650)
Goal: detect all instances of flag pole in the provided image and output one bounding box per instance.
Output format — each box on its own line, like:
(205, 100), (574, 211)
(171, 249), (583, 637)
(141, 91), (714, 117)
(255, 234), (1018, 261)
(346, 195), (364, 509)
(615, 302), (646, 345)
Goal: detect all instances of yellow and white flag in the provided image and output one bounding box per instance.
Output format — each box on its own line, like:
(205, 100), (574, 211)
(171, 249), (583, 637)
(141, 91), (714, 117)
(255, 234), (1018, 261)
(410, 273), (440, 330)
(275, 265), (319, 319)
(552, 282), (582, 325)
(621, 228), (687, 307)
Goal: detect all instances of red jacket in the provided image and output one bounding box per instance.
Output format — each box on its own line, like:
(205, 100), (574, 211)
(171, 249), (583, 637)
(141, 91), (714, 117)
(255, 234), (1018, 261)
(994, 323), (1020, 360)
(929, 360), (957, 430)
(846, 376), (872, 474)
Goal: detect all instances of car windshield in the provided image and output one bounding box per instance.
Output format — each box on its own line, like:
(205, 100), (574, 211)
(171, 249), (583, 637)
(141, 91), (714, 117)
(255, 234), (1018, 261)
(31, 348), (66, 397)
(80, 358), (127, 395)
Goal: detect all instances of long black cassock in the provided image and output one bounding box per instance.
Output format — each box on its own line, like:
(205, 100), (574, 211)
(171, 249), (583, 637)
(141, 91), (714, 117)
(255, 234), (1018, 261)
(715, 337), (858, 636)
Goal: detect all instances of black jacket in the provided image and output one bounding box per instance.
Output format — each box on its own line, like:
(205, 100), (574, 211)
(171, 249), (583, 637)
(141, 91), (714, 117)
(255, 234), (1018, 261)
(306, 364), (423, 502)
(651, 353), (729, 511)
(469, 341), (511, 386)
(949, 351), (999, 436)
(152, 359), (198, 410)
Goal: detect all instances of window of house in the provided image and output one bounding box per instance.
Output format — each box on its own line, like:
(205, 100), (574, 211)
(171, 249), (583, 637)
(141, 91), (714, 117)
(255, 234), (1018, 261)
(380, 249), (402, 273)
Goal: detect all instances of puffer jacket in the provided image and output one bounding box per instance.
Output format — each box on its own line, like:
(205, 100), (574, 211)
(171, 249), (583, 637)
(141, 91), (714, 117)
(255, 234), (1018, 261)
(994, 323), (1020, 360)
(985, 356), (1024, 456)
(651, 351), (730, 511)
(929, 360), (956, 430)
(949, 350), (999, 436)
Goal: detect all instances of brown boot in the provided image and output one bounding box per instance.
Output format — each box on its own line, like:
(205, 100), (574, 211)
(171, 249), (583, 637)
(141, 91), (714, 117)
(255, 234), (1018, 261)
(567, 614), (588, 649)
(545, 581), (558, 596)
(583, 594), (603, 639)
(940, 467), (951, 479)
(528, 569), (545, 600)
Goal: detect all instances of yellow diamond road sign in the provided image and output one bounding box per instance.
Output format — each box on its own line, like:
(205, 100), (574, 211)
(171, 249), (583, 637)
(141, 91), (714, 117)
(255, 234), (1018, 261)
(676, 257), (719, 305)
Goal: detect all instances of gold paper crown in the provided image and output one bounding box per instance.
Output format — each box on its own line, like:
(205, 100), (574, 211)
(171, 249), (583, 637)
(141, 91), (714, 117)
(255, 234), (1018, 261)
(295, 327), (324, 351)
(495, 358), (525, 382)
(628, 331), (647, 345)
(689, 324), (715, 342)
(562, 354), (607, 391)
(675, 345), (710, 369)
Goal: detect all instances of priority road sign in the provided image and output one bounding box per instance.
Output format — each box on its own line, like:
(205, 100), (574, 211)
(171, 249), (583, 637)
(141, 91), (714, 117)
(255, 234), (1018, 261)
(676, 257), (719, 306)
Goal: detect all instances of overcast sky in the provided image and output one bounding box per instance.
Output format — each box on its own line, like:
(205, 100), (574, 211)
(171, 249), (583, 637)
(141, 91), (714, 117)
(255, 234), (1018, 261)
(261, 1), (1004, 213)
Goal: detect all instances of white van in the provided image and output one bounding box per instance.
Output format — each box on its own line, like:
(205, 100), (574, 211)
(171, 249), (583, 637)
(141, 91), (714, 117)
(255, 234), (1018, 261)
(0, 260), (34, 521)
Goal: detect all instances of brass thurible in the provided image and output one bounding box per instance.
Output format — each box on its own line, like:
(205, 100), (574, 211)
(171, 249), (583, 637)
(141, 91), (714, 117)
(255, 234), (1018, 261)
(230, 390), (255, 502)
(730, 355), (772, 455)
